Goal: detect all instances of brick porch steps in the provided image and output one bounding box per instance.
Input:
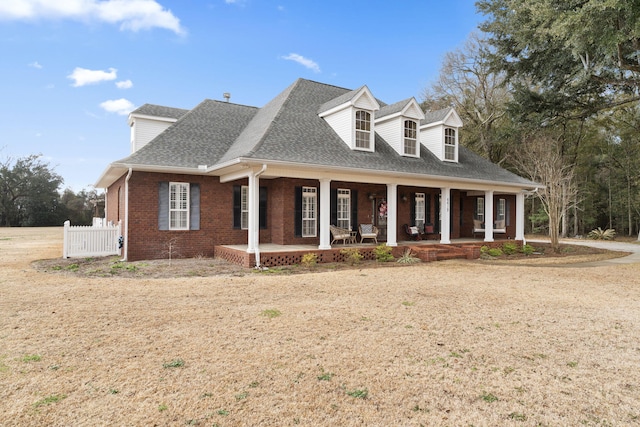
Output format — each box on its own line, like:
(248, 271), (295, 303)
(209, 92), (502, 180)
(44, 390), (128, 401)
(408, 244), (473, 262)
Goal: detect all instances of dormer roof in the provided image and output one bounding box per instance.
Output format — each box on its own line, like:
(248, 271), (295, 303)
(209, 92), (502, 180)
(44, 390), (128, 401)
(376, 97), (425, 122)
(421, 107), (463, 128)
(318, 85), (380, 117)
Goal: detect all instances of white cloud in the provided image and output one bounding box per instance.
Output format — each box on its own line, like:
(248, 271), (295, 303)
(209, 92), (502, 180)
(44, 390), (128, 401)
(28, 61), (42, 69)
(116, 79), (133, 89)
(0, 0), (185, 35)
(100, 98), (135, 115)
(68, 67), (117, 87)
(281, 53), (320, 73)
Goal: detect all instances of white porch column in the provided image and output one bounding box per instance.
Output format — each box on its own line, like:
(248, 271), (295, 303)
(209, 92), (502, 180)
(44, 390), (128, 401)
(484, 190), (494, 242)
(246, 173), (258, 253)
(440, 187), (451, 244)
(318, 178), (331, 250)
(515, 191), (526, 242)
(386, 183), (398, 247)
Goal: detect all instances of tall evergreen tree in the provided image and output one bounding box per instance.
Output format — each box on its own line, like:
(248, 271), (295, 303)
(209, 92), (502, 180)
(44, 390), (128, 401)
(477, 0), (640, 121)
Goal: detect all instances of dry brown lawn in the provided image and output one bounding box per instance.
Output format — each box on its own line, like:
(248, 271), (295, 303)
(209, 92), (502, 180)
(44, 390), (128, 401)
(1, 228), (639, 426)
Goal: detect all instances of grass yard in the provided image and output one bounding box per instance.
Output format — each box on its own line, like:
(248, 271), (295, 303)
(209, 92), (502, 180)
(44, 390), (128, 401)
(1, 227), (639, 426)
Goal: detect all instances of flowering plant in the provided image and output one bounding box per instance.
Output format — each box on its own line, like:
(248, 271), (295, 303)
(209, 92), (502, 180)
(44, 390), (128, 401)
(378, 200), (387, 218)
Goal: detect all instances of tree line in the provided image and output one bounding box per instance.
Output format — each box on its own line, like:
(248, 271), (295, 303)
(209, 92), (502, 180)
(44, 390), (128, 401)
(0, 154), (104, 227)
(423, 0), (640, 249)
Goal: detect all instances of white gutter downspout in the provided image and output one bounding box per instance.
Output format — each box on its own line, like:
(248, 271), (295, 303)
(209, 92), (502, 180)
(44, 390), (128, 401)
(121, 168), (133, 261)
(253, 164), (267, 269)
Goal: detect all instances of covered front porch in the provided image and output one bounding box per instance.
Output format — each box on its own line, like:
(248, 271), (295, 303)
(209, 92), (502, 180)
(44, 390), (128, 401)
(214, 238), (511, 268)
(220, 163), (533, 268)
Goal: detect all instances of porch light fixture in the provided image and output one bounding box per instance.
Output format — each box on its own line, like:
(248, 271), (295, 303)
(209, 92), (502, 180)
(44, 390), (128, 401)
(401, 194), (408, 202)
(368, 193), (376, 200)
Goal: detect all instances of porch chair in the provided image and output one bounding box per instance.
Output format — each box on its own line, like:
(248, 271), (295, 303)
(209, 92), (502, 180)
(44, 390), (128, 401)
(472, 219), (484, 237)
(330, 225), (352, 245)
(403, 224), (421, 241)
(494, 220), (506, 234)
(358, 223), (379, 244)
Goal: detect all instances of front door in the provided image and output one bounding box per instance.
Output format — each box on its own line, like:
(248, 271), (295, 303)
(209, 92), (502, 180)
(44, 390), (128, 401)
(373, 197), (387, 241)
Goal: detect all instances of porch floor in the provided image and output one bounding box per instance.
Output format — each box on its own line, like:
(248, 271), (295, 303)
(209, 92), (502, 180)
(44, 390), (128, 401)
(221, 238), (482, 253)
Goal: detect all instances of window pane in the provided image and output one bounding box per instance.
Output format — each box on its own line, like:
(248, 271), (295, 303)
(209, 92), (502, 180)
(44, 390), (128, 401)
(415, 193), (425, 229)
(241, 186), (249, 229)
(404, 139), (416, 155)
(355, 110), (371, 149)
(337, 189), (350, 230)
(170, 210), (188, 229)
(445, 145), (455, 160)
(476, 197), (484, 221)
(497, 199), (506, 220)
(169, 182), (189, 230)
(444, 128), (456, 160)
(404, 120), (417, 155)
(302, 187), (317, 237)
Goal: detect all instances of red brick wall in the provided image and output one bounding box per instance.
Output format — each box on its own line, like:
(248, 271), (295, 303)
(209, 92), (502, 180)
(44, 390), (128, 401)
(112, 172), (277, 261)
(460, 192), (516, 239)
(108, 170), (519, 260)
(268, 178), (285, 245)
(105, 173), (126, 226)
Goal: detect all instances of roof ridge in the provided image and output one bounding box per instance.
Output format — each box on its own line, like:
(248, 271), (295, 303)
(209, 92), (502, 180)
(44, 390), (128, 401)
(297, 77), (351, 92)
(200, 98), (259, 110)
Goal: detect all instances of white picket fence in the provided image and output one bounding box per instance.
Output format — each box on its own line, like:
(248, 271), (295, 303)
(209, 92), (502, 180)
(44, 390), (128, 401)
(63, 220), (122, 258)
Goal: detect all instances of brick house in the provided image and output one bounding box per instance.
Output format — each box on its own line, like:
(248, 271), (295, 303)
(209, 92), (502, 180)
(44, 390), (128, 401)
(96, 78), (539, 265)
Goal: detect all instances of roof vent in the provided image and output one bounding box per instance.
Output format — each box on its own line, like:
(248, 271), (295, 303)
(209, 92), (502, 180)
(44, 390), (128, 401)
(223, 92), (231, 102)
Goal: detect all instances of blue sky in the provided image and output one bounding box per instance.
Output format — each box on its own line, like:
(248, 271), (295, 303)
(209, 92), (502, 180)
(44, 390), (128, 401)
(0, 0), (484, 191)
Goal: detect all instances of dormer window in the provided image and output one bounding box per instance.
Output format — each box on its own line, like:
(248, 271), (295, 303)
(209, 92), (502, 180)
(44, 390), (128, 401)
(444, 127), (456, 161)
(404, 120), (417, 156)
(318, 85), (380, 151)
(355, 110), (371, 149)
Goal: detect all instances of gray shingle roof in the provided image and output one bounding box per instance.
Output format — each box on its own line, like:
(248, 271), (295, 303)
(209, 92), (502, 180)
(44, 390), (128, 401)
(116, 100), (257, 168)
(131, 103), (189, 120)
(110, 79), (537, 188)
(421, 107), (452, 126)
(377, 98), (414, 119)
(317, 85), (366, 115)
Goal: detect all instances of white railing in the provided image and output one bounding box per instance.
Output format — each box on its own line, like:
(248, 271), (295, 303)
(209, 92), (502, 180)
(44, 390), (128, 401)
(63, 220), (122, 258)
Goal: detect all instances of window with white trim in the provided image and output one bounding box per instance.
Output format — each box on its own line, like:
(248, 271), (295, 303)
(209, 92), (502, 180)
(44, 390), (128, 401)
(444, 127), (456, 161)
(241, 185), (249, 230)
(415, 193), (425, 229)
(169, 182), (189, 230)
(355, 110), (371, 149)
(497, 198), (506, 221)
(302, 187), (317, 237)
(404, 120), (417, 156)
(337, 189), (351, 230)
(476, 197), (484, 222)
